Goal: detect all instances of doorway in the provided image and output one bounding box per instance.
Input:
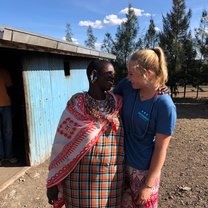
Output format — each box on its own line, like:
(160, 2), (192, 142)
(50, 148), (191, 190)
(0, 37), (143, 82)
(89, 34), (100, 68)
(0, 48), (29, 166)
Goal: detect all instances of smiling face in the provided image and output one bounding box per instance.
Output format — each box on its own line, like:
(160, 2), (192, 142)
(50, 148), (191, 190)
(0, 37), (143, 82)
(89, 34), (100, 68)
(127, 60), (146, 89)
(96, 63), (115, 91)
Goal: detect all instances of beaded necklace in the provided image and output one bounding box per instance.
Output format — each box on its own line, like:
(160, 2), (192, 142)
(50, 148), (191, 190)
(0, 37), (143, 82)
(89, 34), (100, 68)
(84, 92), (115, 119)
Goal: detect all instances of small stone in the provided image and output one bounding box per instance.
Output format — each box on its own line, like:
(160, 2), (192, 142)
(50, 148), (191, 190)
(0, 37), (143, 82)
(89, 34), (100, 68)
(179, 186), (192, 191)
(32, 172), (40, 178)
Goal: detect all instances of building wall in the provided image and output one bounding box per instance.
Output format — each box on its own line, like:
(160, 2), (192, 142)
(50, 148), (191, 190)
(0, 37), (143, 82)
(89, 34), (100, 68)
(22, 53), (89, 165)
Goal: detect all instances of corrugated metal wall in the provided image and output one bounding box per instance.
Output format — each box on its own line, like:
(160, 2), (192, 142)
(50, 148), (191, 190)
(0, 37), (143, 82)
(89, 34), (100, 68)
(22, 53), (89, 165)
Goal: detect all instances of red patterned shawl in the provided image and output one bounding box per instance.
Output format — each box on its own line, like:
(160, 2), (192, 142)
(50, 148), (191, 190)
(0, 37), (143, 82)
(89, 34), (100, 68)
(46, 91), (122, 208)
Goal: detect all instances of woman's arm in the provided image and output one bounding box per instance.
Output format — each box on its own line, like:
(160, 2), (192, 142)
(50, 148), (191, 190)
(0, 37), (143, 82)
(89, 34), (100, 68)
(47, 185), (58, 205)
(136, 133), (171, 205)
(145, 133), (171, 186)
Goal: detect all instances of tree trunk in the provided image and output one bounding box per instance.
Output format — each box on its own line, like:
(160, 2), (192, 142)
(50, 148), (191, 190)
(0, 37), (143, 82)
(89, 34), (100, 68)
(183, 84), (186, 98)
(196, 85), (199, 99)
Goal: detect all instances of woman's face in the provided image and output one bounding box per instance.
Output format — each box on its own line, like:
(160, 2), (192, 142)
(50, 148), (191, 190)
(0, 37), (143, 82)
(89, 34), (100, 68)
(127, 60), (145, 89)
(97, 63), (115, 91)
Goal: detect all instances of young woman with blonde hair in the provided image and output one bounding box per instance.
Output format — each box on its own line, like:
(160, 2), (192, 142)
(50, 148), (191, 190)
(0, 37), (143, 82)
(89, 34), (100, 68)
(114, 47), (177, 208)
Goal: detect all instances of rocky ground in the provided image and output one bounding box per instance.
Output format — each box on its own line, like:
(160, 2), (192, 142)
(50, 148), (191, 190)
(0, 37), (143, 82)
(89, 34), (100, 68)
(159, 98), (208, 208)
(0, 97), (207, 208)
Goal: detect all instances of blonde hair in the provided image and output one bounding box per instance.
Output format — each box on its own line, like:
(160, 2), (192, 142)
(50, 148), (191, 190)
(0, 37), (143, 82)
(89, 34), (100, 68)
(129, 47), (168, 86)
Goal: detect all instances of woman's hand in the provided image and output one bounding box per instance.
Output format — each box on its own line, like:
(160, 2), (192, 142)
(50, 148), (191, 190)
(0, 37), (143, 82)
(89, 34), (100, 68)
(47, 185), (58, 205)
(134, 186), (152, 206)
(158, 85), (169, 95)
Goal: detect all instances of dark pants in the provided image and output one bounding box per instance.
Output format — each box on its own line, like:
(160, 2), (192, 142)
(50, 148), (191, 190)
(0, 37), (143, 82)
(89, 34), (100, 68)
(0, 106), (13, 159)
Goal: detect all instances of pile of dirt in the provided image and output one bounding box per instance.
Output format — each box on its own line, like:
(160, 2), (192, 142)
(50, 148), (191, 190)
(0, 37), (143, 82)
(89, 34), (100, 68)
(0, 98), (207, 208)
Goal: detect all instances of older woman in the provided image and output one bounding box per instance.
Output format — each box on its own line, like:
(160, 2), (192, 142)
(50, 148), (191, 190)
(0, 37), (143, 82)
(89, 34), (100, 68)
(47, 59), (124, 208)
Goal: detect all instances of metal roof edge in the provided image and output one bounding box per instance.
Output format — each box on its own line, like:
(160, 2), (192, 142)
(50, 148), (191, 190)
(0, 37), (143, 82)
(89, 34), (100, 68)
(0, 25), (116, 60)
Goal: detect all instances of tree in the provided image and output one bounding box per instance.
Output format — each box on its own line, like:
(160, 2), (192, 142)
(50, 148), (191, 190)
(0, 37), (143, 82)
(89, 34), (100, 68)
(111, 4), (142, 82)
(179, 32), (196, 97)
(144, 18), (159, 48)
(113, 4), (140, 66)
(84, 25), (97, 49)
(195, 10), (208, 62)
(65, 23), (73, 42)
(194, 9), (208, 98)
(159, 0), (192, 96)
(101, 33), (113, 53)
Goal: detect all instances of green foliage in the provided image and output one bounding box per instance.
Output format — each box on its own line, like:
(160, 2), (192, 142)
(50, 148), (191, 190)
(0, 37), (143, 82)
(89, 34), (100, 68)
(65, 23), (73, 42)
(112, 61), (127, 85)
(63, 1), (208, 95)
(101, 33), (113, 53)
(192, 9), (208, 90)
(180, 32), (197, 85)
(144, 18), (159, 48)
(84, 26), (97, 49)
(113, 4), (140, 66)
(104, 1), (207, 96)
(159, 0), (193, 94)
(107, 4), (142, 81)
(195, 10), (208, 62)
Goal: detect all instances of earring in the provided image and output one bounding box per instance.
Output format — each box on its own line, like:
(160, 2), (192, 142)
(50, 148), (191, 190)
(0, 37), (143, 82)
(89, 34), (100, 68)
(90, 74), (97, 84)
(90, 74), (94, 82)
(92, 76), (97, 84)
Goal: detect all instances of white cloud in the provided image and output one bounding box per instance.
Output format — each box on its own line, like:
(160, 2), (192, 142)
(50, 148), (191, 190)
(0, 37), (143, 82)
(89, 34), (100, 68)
(72, 38), (79, 44)
(86, 42), (102, 50)
(62, 36), (79, 44)
(155, 27), (160, 32)
(79, 15), (126, 29)
(103, 14), (126, 26)
(79, 20), (103, 29)
(95, 42), (102, 48)
(120, 7), (151, 17)
(79, 6), (151, 29)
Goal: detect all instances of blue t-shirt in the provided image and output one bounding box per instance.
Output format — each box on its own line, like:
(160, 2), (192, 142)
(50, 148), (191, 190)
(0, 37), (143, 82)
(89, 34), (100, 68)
(114, 78), (177, 170)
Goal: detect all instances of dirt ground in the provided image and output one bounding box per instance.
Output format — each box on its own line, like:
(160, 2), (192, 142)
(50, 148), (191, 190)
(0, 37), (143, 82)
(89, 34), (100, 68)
(0, 97), (207, 208)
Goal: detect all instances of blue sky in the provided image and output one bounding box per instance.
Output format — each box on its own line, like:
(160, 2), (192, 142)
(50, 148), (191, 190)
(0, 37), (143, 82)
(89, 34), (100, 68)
(0, 0), (207, 50)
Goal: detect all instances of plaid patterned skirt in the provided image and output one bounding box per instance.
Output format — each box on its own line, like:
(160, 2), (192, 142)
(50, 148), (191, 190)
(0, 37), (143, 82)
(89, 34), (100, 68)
(62, 122), (124, 208)
(122, 166), (160, 208)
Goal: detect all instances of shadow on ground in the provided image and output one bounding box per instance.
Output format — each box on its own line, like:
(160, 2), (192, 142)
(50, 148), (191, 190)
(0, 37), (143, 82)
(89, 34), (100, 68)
(173, 98), (208, 119)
